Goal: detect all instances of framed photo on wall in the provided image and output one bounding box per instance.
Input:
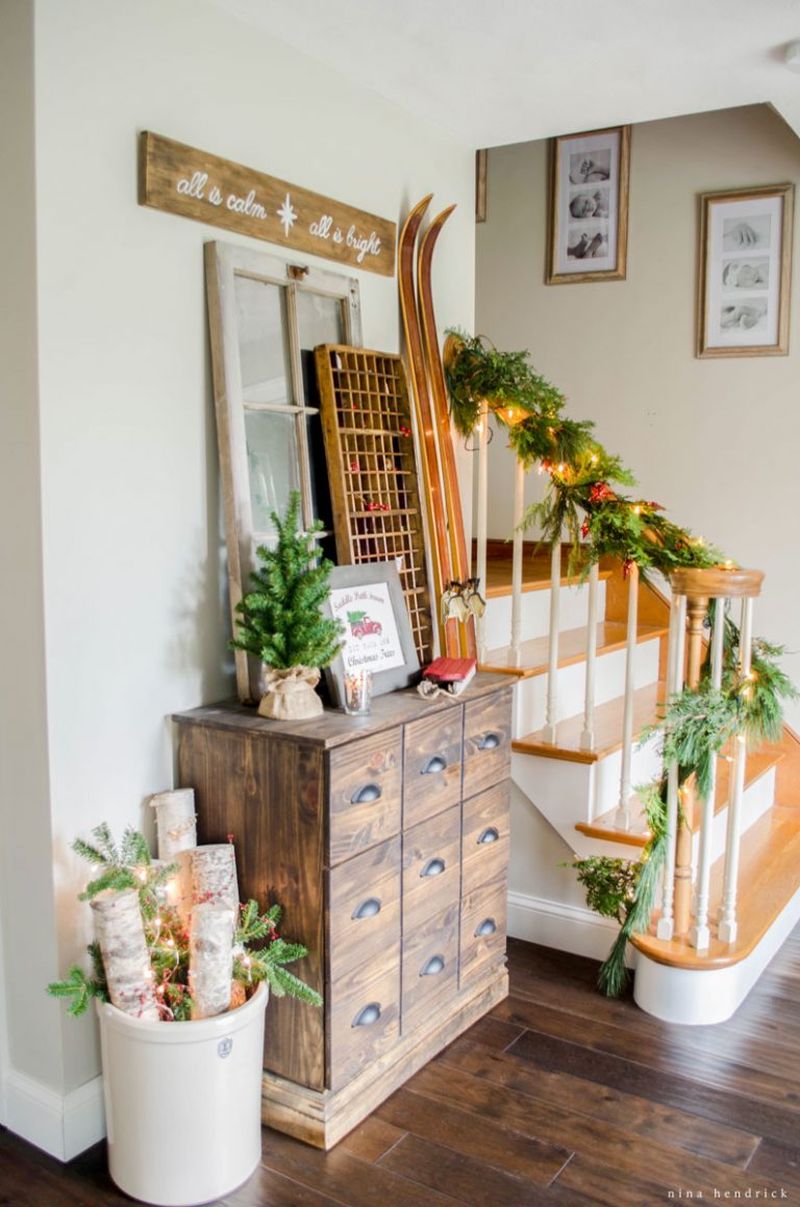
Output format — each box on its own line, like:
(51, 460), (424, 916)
(547, 126), (631, 284)
(322, 562), (421, 708)
(697, 183), (794, 358)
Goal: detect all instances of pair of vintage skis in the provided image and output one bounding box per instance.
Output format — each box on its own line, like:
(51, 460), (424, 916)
(398, 196), (477, 661)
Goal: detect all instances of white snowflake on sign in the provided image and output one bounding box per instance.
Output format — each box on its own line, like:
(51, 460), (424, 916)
(277, 193), (297, 237)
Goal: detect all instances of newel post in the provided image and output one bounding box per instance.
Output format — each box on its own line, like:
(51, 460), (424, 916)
(667, 566), (763, 944)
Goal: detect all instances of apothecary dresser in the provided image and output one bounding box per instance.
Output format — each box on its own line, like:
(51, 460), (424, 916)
(173, 672), (513, 1148)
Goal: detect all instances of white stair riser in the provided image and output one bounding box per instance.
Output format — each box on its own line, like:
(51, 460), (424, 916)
(512, 750), (777, 864)
(511, 738), (661, 843)
(593, 735), (663, 819)
(511, 638), (661, 738)
(690, 765), (776, 869)
(483, 581), (607, 650)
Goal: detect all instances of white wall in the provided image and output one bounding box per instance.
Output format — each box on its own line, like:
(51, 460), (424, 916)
(0, 0), (475, 1140)
(477, 104), (800, 727)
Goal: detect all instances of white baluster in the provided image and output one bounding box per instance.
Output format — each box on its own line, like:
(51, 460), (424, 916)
(657, 593), (687, 941)
(689, 597), (726, 950)
(718, 595), (754, 945)
(509, 457), (526, 668)
(540, 534), (562, 743)
(475, 400), (489, 663)
(580, 560), (600, 752)
(616, 562), (639, 830)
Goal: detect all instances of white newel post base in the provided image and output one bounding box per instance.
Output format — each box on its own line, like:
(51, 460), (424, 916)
(97, 984), (268, 1206)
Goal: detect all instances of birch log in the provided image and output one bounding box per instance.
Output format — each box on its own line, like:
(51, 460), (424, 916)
(149, 788), (197, 861)
(189, 903), (235, 1019)
(191, 844), (240, 914)
(90, 889), (159, 1020)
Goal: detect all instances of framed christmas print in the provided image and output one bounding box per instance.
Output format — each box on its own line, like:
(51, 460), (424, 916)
(547, 125), (631, 284)
(697, 183), (794, 358)
(322, 562), (420, 709)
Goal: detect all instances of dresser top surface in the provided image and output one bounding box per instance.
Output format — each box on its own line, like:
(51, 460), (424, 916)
(172, 672), (512, 750)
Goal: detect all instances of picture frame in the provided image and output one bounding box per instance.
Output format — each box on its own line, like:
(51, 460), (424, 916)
(322, 562), (421, 709)
(547, 125), (631, 285)
(696, 183), (794, 358)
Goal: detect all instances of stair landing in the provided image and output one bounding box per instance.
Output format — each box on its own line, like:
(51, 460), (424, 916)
(631, 803), (800, 970)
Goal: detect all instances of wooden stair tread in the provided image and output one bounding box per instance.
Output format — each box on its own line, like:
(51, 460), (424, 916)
(484, 556), (612, 599)
(631, 804), (800, 969)
(512, 681), (667, 765)
(481, 620), (668, 680)
(575, 745), (786, 848)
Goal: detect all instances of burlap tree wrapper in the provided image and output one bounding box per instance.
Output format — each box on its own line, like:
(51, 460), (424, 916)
(259, 665), (322, 720)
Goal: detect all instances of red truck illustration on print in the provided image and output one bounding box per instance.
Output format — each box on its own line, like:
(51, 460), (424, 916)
(347, 610), (383, 639)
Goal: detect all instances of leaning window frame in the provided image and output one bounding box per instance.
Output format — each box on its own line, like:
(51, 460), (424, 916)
(205, 240), (363, 702)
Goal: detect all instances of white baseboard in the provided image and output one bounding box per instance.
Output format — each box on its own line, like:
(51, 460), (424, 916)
(4, 1068), (105, 1160)
(507, 889), (634, 966)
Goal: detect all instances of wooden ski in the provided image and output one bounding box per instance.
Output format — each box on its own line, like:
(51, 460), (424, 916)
(417, 205), (477, 659)
(398, 196), (461, 658)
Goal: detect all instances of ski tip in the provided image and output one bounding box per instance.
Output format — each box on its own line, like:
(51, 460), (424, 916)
(420, 205), (458, 254)
(399, 195), (433, 238)
(431, 204), (457, 226)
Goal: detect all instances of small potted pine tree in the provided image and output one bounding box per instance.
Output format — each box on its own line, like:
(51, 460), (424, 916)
(232, 492), (343, 720)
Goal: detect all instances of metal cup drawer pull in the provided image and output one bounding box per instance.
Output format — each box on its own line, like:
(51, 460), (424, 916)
(350, 782), (382, 805)
(352, 1002), (381, 1028)
(477, 732), (501, 751)
(475, 917), (497, 937)
(420, 954), (445, 977)
(420, 856), (446, 878)
(477, 827), (500, 845)
(421, 754), (447, 775)
(351, 897), (382, 921)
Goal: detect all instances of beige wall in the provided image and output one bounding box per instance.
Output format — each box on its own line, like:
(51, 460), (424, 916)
(0, 0), (63, 1100)
(476, 103), (800, 726)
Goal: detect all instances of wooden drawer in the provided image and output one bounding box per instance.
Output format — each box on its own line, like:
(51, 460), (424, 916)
(328, 946), (400, 1092)
(402, 804), (461, 932)
(327, 837), (401, 983)
(462, 782), (511, 869)
(328, 728), (402, 865)
(403, 706), (463, 829)
(401, 901), (459, 1031)
(462, 689), (513, 799)
(460, 875), (507, 989)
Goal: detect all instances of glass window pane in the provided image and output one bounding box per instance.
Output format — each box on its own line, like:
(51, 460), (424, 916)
(296, 290), (345, 353)
(297, 291), (344, 532)
(234, 275), (293, 405)
(244, 411), (300, 534)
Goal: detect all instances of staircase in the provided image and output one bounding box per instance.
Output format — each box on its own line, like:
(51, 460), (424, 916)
(480, 542), (800, 1025)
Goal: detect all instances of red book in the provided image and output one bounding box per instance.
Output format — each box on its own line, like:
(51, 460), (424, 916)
(422, 657), (477, 695)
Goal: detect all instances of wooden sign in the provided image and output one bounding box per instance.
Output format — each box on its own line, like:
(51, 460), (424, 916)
(138, 131), (396, 277)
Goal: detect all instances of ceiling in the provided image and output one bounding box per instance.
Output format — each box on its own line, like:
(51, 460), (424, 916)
(209, 0), (800, 146)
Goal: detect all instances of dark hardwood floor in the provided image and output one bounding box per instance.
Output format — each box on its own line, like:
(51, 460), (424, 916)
(3, 932), (800, 1205)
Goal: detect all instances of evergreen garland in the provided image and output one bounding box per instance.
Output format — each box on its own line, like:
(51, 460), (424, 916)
(444, 330), (569, 441)
(232, 492), (343, 670)
(573, 781), (671, 997)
